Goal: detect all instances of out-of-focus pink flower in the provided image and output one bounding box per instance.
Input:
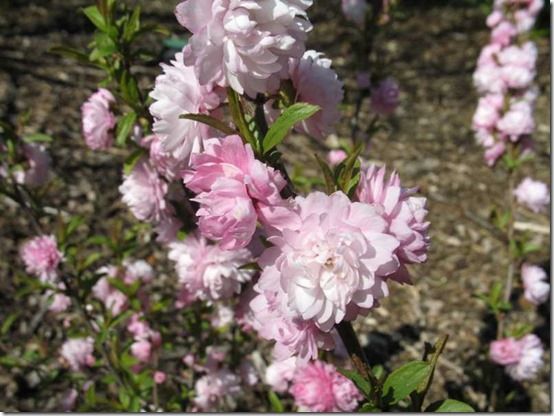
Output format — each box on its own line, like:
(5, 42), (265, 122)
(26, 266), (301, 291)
(521, 263), (550, 305)
(47, 285), (71, 313)
(506, 334), (544, 381)
(60, 388), (79, 412)
(490, 338), (523, 365)
(119, 158), (169, 223)
(60, 338), (95, 371)
(286, 50), (343, 139)
(472, 94), (504, 131)
(81, 88), (116, 150)
(327, 149), (348, 166)
(239, 358), (259, 386)
(131, 340), (152, 363)
(490, 21), (517, 46)
(104, 290), (128, 315)
(356, 71), (371, 89)
(14, 143), (51, 188)
(484, 141), (506, 167)
(356, 165), (430, 283)
(486, 10), (504, 28)
(176, 0), (313, 98)
(256, 191), (399, 333)
(193, 369), (241, 411)
(211, 305), (234, 328)
(154, 215), (183, 244)
(513, 177), (550, 213)
(168, 232), (254, 303)
(371, 78), (400, 116)
(290, 360), (362, 412)
(123, 259), (154, 285)
(473, 64), (506, 94)
(265, 357), (298, 393)
(497, 101), (535, 140)
(341, 0), (368, 26)
(184, 135), (286, 249)
(149, 52), (222, 160)
(20, 235), (63, 283)
(140, 134), (188, 181)
(154, 371), (167, 384)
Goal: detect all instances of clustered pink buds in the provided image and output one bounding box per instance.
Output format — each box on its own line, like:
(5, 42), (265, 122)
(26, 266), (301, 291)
(472, 0), (543, 166)
(81, 88), (116, 150)
(60, 337), (95, 372)
(513, 177), (550, 213)
(20, 234), (63, 283)
(521, 263), (550, 305)
(490, 334), (544, 381)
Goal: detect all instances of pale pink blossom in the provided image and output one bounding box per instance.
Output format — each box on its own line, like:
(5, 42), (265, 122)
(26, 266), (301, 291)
(474, 64), (507, 95)
(498, 42), (537, 70)
(371, 78), (400, 116)
(131, 340), (152, 363)
(168, 232), (253, 303)
(211, 305), (234, 328)
(239, 358), (259, 386)
(356, 165), (430, 283)
(265, 357), (298, 393)
(104, 290), (128, 315)
(81, 88), (116, 150)
(521, 263), (550, 305)
(60, 338), (95, 371)
(506, 334), (544, 381)
(341, 0), (368, 26)
(119, 158), (169, 223)
(513, 177), (550, 213)
(484, 141), (506, 167)
(193, 369), (241, 411)
(176, 0), (313, 97)
(490, 338), (523, 365)
(47, 285), (71, 313)
(149, 52), (222, 160)
(140, 134), (188, 181)
(20, 235), (63, 283)
(154, 215), (183, 244)
(290, 360), (362, 412)
(490, 21), (517, 46)
(477, 44), (502, 67)
(497, 101), (535, 140)
(154, 371), (167, 384)
(472, 94), (504, 131)
(327, 149), (348, 166)
(60, 388), (78, 412)
(123, 259), (154, 284)
(256, 191), (400, 333)
(486, 10), (504, 28)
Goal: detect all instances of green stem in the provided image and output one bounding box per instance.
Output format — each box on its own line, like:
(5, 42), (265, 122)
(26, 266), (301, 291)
(227, 88), (257, 151)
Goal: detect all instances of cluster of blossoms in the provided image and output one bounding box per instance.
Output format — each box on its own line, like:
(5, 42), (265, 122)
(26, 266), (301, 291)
(472, 0), (543, 166)
(81, 88), (116, 150)
(490, 334), (544, 381)
(521, 263), (549, 306)
(60, 337), (95, 372)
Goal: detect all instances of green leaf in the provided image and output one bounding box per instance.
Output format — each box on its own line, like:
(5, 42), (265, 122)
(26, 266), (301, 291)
(23, 133), (53, 143)
(94, 32), (117, 57)
(263, 103), (320, 154)
(116, 112), (137, 147)
(180, 113), (236, 136)
(83, 6), (107, 32)
(123, 6), (141, 42)
(314, 154), (337, 194)
(268, 391), (284, 412)
(336, 143), (363, 192)
(82, 252), (103, 270)
(382, 361), (431, 405)
(124, 151), (145, 175)
(66, 216), (84, 238)
(338, 368), (372, 398)
(84, 383), (96, 406)
(412, 335), (449, 411)
(119, 389), (131, 409)
(425, 399), (474, 412)
(120, 72), (140, 106)
(49, 46), (91, 64)
(163, 36), (189, 50)
(359, 402), (380, 412)
(1, 312), (19, 335)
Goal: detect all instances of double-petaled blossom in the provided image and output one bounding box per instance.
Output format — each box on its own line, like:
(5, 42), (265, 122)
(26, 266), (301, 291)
(290, 360), (362, 412)
(193, 369), (241, 411)
(490, 337), (523, 365)
(81, 88), (116, 150)
(371, 78), (400, 116)
(341, 0), (368, 26)
(356, 165), (430, 283)
(149, 52), (222, 161)
(175, 0), (313, 97)
(521, 263), (550, 305)
(47, 284), (71, 313)
(183, 135), (287, 249)
(60, 338), (95, 372)
(513, 177), (550, 213)
(20, 235), (63, 283)
(168, 232), (254, 303)
(254, 191), (400, 336)
(491, 334), (544, 381)
(265, 357), (298, 393)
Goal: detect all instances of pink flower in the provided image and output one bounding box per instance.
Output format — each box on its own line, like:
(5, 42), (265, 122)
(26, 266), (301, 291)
(154, 215), (183, 244)
(176, 0), (313, 97)
(60, 388), (78, 411)
(490, 21), (517, 46)
(184, 135), (286, 249)
(290, 360), (362, 412)
(239, 358), (259, 386)
(149, 52), (222, 160)
(486, 10), (504, 28)
(257, 191), (400, 332)
(371, 78), (400, 116)
(60, 338), (95, 371)
(356, 165), (430, 283)
(211, 305), (234, 328)
(20, 235), (63, 283)
(140, 134), (188, 181)
(490, 338), (523, 365)
(123, 259), (154, 285)
(119, 158), (169, 223)
(105, 290), (128, 315)
(131, 340), (152, 363)
(265, 357), (298, 393)
(506, 334), (544, 381)
(47, 287), (71, 313)
(327, 149), (348, 166)
(472, 94), (504, 132)
(168, 232), (254, 303)
(81, 88), (116, 150)
(513, 177), (550, 213)
(154, 371), (167, 384)
(473, 64), (506, 94)
(484, 141), (506, 167)
(13, 143), (51, 188)
(496, 101), (535, 140)
(498, 42), (537, 70)
(341, 0), (368, 26)
(286, 50), (344, 139)
(193, 369), (241, 411)
(521, 263), (550, 305)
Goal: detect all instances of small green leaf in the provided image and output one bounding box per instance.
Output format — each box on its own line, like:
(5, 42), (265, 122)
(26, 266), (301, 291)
(268, 391), (284, 412)
(382, 361), (431, 405)
(338, 368), (372, 398)
(116, 112), (137, 147)
(336, 143), (363, 192)
(94, 32), (117, 57)
(83, 6), (107, 32)
(123, 6), (141, 42)
(23, 133), (53, 143)
(119, 389), (131, 409)
(425, 399), (474, 412)
(314, 154), (337, 194)
(120, 72), (140, 106)
(359, 402), (380, 412)
(66, 216), (84, 238)
(1, 312), (19, 335)
(124, 151), (145, 175)
(180, 113), (236, 136)
(263, 103), (320, 154)
(239, 262), (262, 271)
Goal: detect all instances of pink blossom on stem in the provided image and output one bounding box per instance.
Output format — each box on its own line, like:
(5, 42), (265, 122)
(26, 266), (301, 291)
(506, 334), (544, 381)
(327, 149), (347, 166)
(131, 340), (152, 363)
(154, 371), (167, 384)
(60, 338), (95, 372)
(20, 235), (63, 283)
(521, 263), (550, 305)
(193, 369), (241, 411)
(265, 357), (298, 393)
(490, 338), (523, 365)
(513, 177), (550, 213)
(81, 88), (116, 150)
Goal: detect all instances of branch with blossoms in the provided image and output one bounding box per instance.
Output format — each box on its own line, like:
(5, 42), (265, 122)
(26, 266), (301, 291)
(471, 0), (549, 411)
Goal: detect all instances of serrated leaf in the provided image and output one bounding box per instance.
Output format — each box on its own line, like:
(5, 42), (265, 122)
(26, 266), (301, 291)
(180, 113), (236, 136)
(83, 6), (107, 32)
(339, 368), (372, 398)
(268, 391), (284, 412)
(23, 133), (53, 143)
(382, 361), (431, 405)
(116, 112), (137, 147)
(263, 103), (320, 154)
(425, 399), (474, 412)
